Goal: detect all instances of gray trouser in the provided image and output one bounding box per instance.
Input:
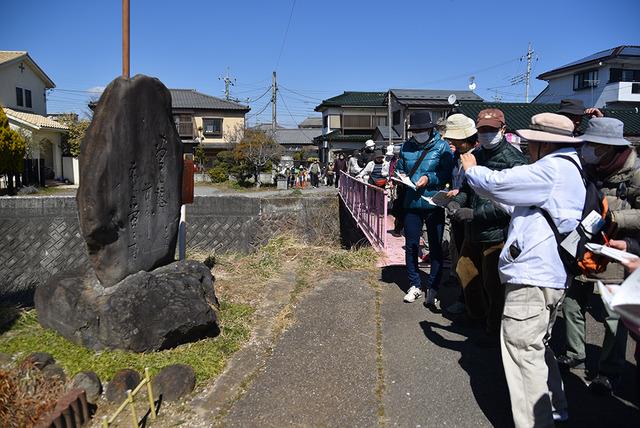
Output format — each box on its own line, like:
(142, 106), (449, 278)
(501, 284), (567, 428)
(563, 279), (628, 376)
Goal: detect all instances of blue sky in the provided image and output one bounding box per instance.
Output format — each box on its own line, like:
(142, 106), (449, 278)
(3, 0), (639, 126)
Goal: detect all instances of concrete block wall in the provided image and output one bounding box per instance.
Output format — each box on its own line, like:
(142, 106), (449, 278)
(0, 194), (338, 303)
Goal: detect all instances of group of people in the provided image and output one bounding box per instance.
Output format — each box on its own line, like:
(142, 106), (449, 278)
(281, 159), (329, 189)
(388, 100), (639, 428)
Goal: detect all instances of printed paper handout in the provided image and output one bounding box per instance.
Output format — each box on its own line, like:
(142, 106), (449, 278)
(586, 243), (639, 263)
(597, 267), (640, 335)
(392, 173), (450, 206)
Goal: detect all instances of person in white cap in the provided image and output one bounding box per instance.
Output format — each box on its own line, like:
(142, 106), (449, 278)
(460, 113), (585, 427)
(358, 139), (376, 169)
(559, 117), (639, 395)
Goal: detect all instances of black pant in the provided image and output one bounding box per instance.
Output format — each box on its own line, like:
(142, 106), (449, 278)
(335, 172), (341, 188)
(310, 173), (319, 187)
(327, 174), (334, 186)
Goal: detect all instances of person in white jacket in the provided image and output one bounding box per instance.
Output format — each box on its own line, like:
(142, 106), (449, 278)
(357, 149), (389, 185)
(460, 113), (585, 428)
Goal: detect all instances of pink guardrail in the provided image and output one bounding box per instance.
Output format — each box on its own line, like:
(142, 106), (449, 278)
(338, 171), (388, 250)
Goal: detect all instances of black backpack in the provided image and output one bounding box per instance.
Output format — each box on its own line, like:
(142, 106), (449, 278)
(537, 155), (612, 276)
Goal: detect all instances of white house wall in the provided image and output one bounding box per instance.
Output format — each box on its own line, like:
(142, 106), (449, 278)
(0, 61), (48, 115)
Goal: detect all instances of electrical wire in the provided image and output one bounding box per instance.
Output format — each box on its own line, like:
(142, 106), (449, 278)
(274, 0), (296, 70)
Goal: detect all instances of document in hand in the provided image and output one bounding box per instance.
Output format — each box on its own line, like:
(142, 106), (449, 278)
(597, 268), (640, 335)
(423, 191), (451, 207)
(393, 173), (416, 189)
(585, 243), (639, 263)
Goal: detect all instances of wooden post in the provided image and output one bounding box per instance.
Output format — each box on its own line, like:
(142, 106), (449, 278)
(145, 368), (157, 420)
(122, 0), (130, 78)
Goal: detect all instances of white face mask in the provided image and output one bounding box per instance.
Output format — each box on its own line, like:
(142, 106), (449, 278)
(580, 144), (602, 164)
(477, 131), (502, 148)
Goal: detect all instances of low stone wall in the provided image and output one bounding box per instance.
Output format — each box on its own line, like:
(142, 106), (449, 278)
(0, 194), (338, 303)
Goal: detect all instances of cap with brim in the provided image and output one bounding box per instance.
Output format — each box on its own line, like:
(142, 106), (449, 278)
(476, 108), (505, 129)
(580, 117), (630, 146)
(557, 99), (586, 116)
(516, 112), (583, 144)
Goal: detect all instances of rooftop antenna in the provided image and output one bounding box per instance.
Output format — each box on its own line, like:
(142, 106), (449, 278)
(468, 76), (477, 91)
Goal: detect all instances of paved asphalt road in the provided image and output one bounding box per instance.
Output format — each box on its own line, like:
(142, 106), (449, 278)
(219, 267), (639, 427)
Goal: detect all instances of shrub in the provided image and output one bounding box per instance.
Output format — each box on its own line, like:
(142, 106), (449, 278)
(207, 165), (228, 183)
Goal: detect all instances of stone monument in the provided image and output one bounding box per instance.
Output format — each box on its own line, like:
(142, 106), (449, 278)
(34, 75), (219, 352)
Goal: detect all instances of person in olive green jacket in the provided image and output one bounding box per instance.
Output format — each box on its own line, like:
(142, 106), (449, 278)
(447, 109), (527, 344)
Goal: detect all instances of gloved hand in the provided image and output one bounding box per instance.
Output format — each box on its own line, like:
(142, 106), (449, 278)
(446, 201), (461, 216)
(453, 207), (474, 222)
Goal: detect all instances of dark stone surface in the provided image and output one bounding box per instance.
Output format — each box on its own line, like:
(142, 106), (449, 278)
(71, 371), (103, 404)
(77, 74), (183, 286)
(106, 369), (140, 403)
(151, 364), (196, 402)
(22, 351), (55, 370)
(34, 260), (219, 352)
(42, 363), (66, 382)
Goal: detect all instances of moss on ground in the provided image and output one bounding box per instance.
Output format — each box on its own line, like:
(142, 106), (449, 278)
(0, 301), (253, 385)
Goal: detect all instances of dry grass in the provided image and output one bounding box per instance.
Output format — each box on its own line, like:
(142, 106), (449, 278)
(0, 362), (65, 428)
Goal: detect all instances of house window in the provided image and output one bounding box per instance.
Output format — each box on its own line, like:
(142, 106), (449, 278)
(343, 115), (371, 129)
(202, 118), (223, 138)
(328, 114), (341, 129)
(393, 110), (401, 126)
(573, 69), (599, 90)
(323, 115), (328, 128)
(25, 89), (32, 108)
(373, 116), (387, 127)
(174, 115), (193, 137)
(16, 87), (23, 107)
(609, 68), (640, 83)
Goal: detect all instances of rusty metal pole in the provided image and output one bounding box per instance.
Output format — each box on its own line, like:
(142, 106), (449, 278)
(122, 0), (130, 78)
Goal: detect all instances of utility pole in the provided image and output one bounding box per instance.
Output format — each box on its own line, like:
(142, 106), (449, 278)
(524, 42), (534, 103)
(272, 71), (277, 132)
(387, 91), (392, 147)
(219, 67), (236, 100)
(122, 0), (130, 78)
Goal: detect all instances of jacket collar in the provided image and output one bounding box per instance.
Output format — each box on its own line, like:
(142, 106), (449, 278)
(604, 149), (638, 183)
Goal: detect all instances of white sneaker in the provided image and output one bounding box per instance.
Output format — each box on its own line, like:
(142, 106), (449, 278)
(552, 409), (569, 422)
(403, 286), (423, 303)
(425, 288), (439, 307)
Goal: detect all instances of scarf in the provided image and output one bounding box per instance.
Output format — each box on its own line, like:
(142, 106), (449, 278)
(591, 147), (632, 179)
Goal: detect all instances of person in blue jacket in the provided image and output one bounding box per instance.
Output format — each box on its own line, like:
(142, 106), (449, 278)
(396, 110), (453, 306)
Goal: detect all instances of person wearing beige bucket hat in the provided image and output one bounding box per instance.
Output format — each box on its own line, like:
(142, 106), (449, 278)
(447, 110), (527, 342)
(459, 112), (584, 427)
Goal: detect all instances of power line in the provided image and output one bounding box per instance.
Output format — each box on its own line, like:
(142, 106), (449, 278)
(274, 0), (296, 70)
(279, 85), (323, 101)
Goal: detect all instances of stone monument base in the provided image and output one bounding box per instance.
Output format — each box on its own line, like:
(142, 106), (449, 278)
(34, 261), (219, 352)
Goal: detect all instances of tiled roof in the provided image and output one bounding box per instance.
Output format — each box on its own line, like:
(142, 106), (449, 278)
(456, 102), (640, 136)
(3, 107), (68, 131)
(538, 45), (640, 79)
(0, 51), (26, 65)
(374, 125), (402, 140)
(391, 89), (483, 103)
(456, 102), (560, 132)
(169, 89), (250, 111)
(315, 91), (387, 111)
(298, 116), (322, 128)
(274, 128), (322, 145)
(314, 130), (373, 143)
